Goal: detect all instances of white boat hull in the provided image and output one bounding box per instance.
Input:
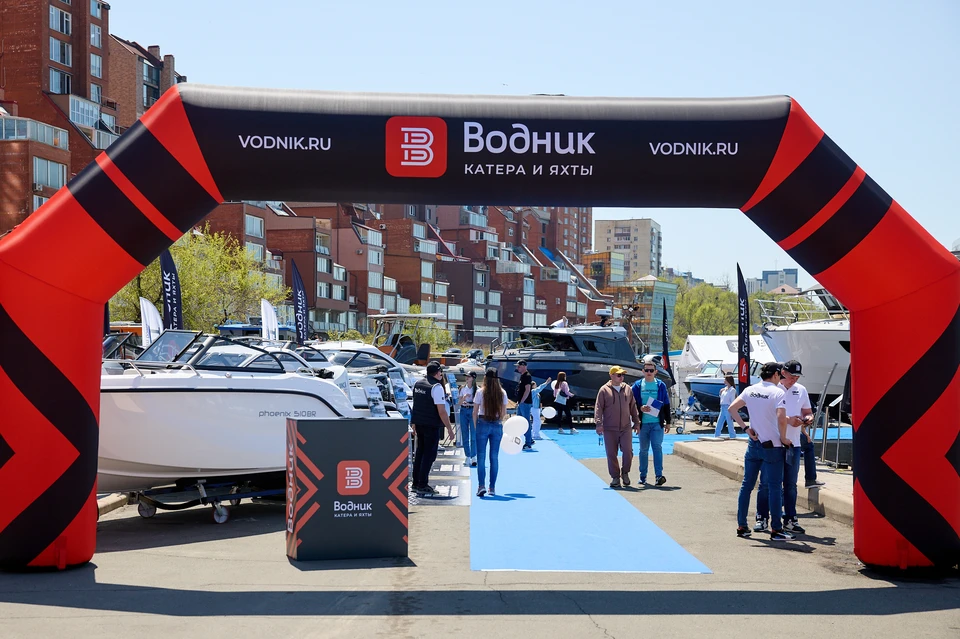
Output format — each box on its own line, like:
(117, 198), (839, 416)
(761, 320), (850, 401)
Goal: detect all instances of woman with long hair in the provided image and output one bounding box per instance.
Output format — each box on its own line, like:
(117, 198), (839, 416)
(714, 375), (738, 438)
(472, 367), (508, 497)
(552, 371), (578, 434)
(458, 371), (478, 466)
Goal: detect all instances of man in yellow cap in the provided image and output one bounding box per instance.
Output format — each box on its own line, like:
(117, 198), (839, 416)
(594, 365), (642, 488)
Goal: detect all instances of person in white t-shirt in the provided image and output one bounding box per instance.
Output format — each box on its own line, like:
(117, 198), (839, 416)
(714, 375), (738, 438)
(728, 362), (793, 540)
(776, 359), (813, 533)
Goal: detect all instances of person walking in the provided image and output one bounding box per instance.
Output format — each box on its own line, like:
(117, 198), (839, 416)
(531, 376), (553, 440)
(458, 371), (478, 467)
(552, 372), (578, 434)
(631, 362), (673, 486)
(515, 360), (535, 450)
(728, 362), (794, 540)
(473, 367), (508, 497)
(714, 375), (738, 438)
(411, 361), (456, 496)
(595, 366), (641, 488)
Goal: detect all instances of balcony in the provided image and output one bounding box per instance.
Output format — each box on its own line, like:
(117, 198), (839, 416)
(415, 239), (438, 255)
(448, 304), (463, 322)
(93, 129), (119, 150)
(383, 276), (397, 294)
(0, 116), (69, 151)
(397, 297), (410, 314)
(357, 226), (383, 247)
(535, 300), (547, 311)
(100, 97), (119, 112)
(421, 301), (435, 314)
(495, 260), (531, 275)
(460, 211), (489, 228)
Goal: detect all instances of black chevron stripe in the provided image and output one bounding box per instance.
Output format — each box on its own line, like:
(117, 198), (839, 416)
(0, 303), (99, 568)
(0, 429), (12, 472)
(105, 121), (218, 234)
(854, 302), (960, 567)
(68, 161), (173, 267)
(744, 135), (856, 243)
(789, 174), (892, 276)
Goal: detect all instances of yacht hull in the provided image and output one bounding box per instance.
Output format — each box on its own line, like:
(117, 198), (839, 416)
(761, 321), (850, 404)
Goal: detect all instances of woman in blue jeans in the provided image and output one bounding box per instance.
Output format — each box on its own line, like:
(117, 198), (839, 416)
(458, 372), (478, 466)
(472, 367), (508, 497)
(714, 376), (738, 438)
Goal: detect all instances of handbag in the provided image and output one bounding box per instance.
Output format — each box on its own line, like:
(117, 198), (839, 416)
(553, 383), (568, 405)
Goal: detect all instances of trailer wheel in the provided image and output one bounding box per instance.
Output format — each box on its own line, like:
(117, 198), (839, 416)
(676, 426), (685, 435)
(137, 502), (157, 519)
(212, 505), (230, 524)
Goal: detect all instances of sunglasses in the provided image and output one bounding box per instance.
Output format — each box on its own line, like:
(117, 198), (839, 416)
(643, 369), (656, 373)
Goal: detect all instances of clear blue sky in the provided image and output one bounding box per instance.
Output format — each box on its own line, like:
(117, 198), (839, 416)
(111, 0), (958, 290)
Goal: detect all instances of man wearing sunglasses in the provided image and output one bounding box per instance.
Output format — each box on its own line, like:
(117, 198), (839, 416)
(594, 366), (641, 488)
(631, 361), (673, 486)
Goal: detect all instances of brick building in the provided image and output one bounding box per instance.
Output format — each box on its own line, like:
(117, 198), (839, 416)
(108, 36), (184, 131)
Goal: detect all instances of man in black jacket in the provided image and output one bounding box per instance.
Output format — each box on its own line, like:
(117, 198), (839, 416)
(411, 361), (455, 495)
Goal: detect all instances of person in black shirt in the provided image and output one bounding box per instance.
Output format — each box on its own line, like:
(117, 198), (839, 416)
(410, 361), (455, 495)
(515, 360), (534, 450)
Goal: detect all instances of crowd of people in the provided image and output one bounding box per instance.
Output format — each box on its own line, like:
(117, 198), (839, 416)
(409, 354), (823, 542)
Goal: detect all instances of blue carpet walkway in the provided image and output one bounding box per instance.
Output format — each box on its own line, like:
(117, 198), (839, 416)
(548, 430), (704, 460)
(469, 438), (711, 573)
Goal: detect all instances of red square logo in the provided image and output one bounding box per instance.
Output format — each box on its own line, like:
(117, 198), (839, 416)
(337, 460), (370, 496)
(386, 116), (447, 178)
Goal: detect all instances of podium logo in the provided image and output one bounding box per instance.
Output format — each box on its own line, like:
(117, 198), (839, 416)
(386, 116), (447, 178)
(337, 460), (370, 495)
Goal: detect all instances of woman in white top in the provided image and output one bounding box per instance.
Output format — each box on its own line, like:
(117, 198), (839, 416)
(714, 375), (738, 438)
(472, 367), (508, 497)
(552, 371), (578, 434)
(458, 372), (478, 466)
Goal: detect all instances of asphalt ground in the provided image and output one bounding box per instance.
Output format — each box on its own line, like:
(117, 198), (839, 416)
(1, 450), (957, 638)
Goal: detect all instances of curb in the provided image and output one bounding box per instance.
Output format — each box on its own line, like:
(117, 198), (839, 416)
(97, 493), (129, 518)
(674, 441), (854, 526)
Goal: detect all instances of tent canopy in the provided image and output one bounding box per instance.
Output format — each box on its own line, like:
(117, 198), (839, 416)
(677, 335), (774, 371)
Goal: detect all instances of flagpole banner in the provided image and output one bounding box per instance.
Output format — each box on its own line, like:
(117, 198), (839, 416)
(661, 298), (675, 386)
(139, 296), (164, 347)
(158, 249), (183, 330)
(261, 298), (279, 341)
(291, 260), (309, 345)
(736, 264), (750, 396)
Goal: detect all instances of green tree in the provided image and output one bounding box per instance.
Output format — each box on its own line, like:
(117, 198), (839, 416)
(404, 305), (453, 351)
(109, 226), (289, 332)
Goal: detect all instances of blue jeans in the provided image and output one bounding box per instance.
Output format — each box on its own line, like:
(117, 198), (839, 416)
(737, 439), (764, 527)
(783, 446), (800, 520)
(476, 418), (503, 491)
(714, 406), (736, 438)
(459, 407), (476, 459)
(638, 421), (664, 480)
(760, 446), (786, 531)
(517, 403), (533, 446)
(801, 431), (817, 482)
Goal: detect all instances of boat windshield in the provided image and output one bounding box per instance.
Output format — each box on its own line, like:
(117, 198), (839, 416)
(520, 333), (578, 351)
(139, 331), (200, 362)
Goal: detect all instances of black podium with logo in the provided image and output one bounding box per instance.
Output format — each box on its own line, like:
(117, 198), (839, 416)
(285, 417), (410, 561)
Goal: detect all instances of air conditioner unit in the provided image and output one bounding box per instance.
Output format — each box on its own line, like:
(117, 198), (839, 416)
(508, 313), (514, 319)
(348, 296), (357, 304)
(356, 249), (364, 255)
(32, 183), (44, 192)
(515, 297), (522, 302)
(379, 224), (386, 230)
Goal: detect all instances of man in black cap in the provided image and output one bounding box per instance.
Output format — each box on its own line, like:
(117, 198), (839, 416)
(411, 361), (455, 495)
(515, 360), (534, 450)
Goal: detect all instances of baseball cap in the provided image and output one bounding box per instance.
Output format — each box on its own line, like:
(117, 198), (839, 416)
(782, 360), (803, 376)
(467, 370), (478, 379)
(517, 359), (528, 367)
(426, 361), (443, 376)
(760, 361), (783, 376)
(609, 365), (627, 375)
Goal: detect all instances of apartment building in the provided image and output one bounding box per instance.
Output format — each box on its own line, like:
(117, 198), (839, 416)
(544, 206), (592, 264)
(0, 0), (121, 229)
(108, 37), (185, 130)
(594, 217), (663, 280)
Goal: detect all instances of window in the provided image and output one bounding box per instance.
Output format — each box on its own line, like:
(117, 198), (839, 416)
(50, 7), (71, 35)
(91, 0), (102, 18)
(474, 307), (485, 319)
(90, 54), (102, 79)
(316, 257), (330, 274)
(420, 261), (434, 279)
(90, 24), (101, 48)
(90, 83), (102, 104)
(421, 281), (434, 295)
(49, 68), (71, 94)
(244, 214), (264, 238)
(508, 228), (514, 237)
(33, 195), (50, 211)
(488, 291), (501, 306)
(435, 282), (448, 297)
(33, 157), (67, 189)
(488, 309), (500, 322)
(476, 271), (486, 287)
(142, 84), (160, 107)
(333, 284), (347, 301)
(413, 223), (426, 239)
(245, 242), (264, 261)
(474, 290), (485, 304)
(49, 37), (71, 66)
(142, 62), (160, 86)
(317, 282), (331, 299)
(333, 265), (346, 282)
(368, 249), (383, 266)
(368, 271), (383, 289)
(368, 293), (382, 310)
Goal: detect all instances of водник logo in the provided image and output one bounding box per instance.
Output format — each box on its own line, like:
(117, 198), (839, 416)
(386, 116), (447, 178)
(337, 460), (370, 495)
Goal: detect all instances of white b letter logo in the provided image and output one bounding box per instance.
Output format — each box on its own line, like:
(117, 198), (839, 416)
(401, 127), (435, 166)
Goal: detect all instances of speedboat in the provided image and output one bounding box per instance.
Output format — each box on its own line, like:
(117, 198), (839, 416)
(487, 324), (669, 406)
(683, 360), (761, 412)
(99, 330), (367, 493)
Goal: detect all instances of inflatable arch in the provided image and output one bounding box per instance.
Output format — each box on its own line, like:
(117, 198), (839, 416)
(0, 85), (957, 570)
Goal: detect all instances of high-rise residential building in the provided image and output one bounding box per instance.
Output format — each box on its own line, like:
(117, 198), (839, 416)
(544, 206), (592, 264)
(0, 0), (121, 230)
(108, 37), (185, 131)
(760, 268), (799, 292)
(593, 217), (662, 280)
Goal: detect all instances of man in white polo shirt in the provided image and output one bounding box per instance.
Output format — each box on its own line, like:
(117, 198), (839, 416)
(779, 359), (813, 533)
(728, 362), (794, 540)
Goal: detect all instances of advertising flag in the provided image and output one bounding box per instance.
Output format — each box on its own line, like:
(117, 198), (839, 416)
(139, 296), (164, 347)
(158, 249), (183, 329)
(291, 260), (309, 345)
(261, 299), (279, 341)
(661, 298), (675, 386)
(736, 264), (750, 395)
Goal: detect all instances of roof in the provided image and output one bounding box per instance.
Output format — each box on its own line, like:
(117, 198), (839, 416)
(110, 35), (164, 67)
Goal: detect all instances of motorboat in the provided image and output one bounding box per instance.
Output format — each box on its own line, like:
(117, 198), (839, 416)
(759, 287), (850, 406)
(99, 330), (367, 493)
(367, 312), (445, 365)
(487, 324), (670, 406)
(683, 360), (761, 412)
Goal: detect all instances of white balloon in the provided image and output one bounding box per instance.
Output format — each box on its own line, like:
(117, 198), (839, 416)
(503, 415), (529, 437)
(501, 433), (524, 455)
(541, 406), (557, 419)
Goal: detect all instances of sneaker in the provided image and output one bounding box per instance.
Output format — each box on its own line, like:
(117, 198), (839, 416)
(656, 476), (667, 486)
(522, 444), (532, 450)
(418, 485), (437, 496)
(488, 488), (495, 496)
(477, 486), (486, 497)
(784, 518), (806, 534)
(770, 529), (795, 541)
(558, 428), (566, 434)
(621, 471), (631, 487)
(805, 480), (826, 488)
(639, 477), (647, 486)
(753, 517), (769, 533)
(571, 428), (579, 434)
(736, 526), (752, 538)
(471, 459), (478, 467)
(609, 479), (622, 488)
